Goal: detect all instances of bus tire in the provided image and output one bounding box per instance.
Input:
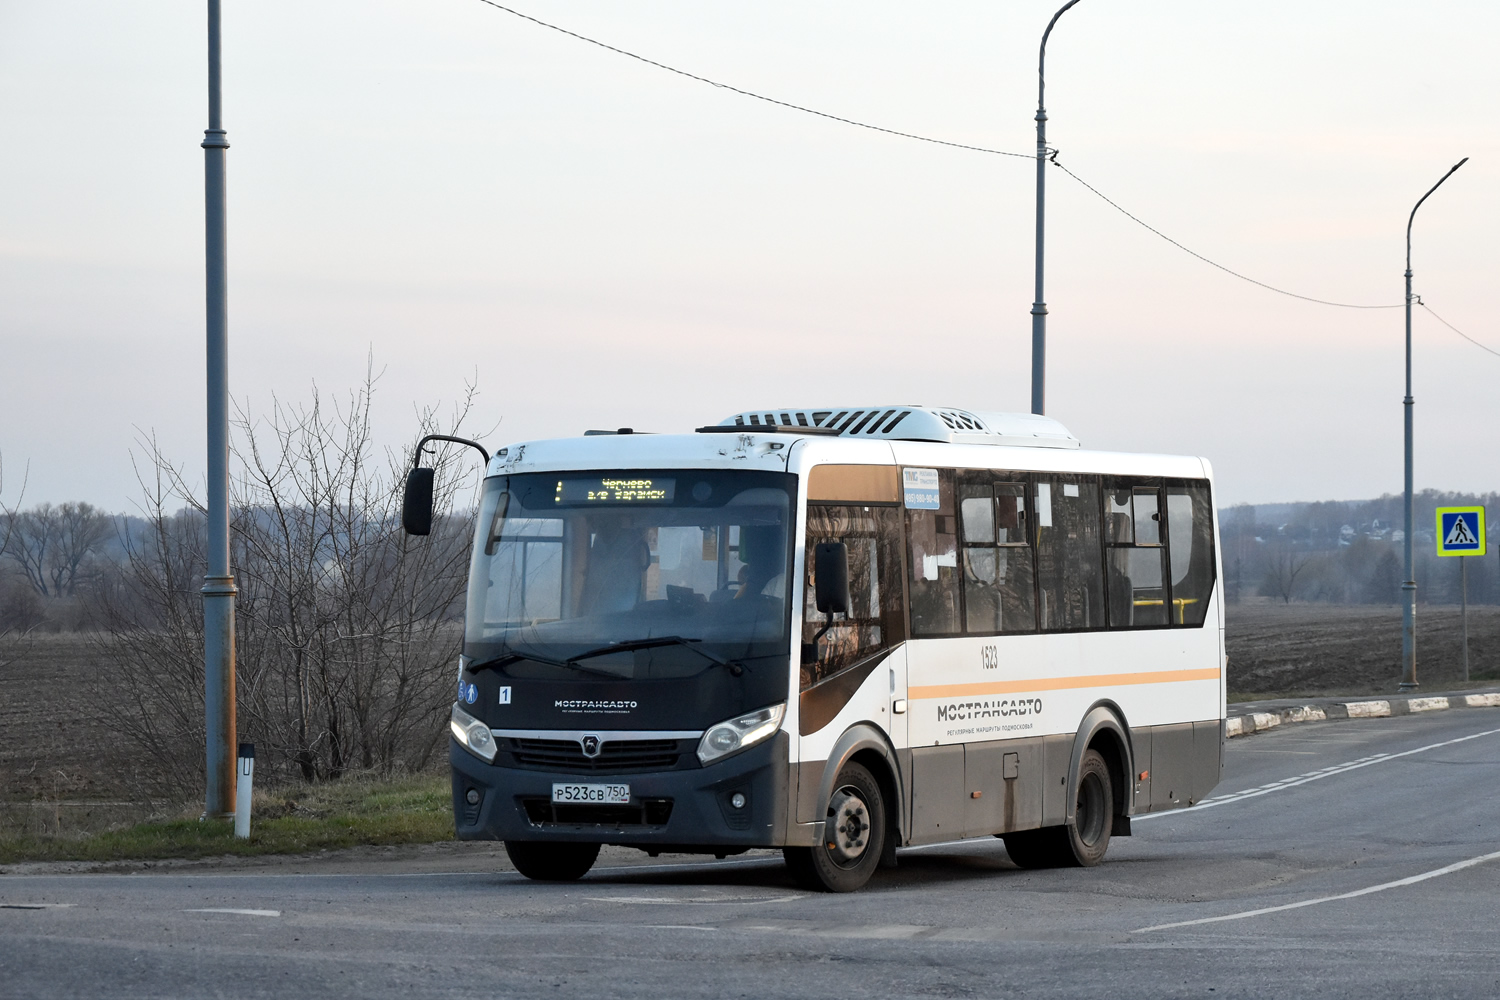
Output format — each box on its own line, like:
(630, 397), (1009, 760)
(1003, 749), (1115, 868)
(1063, 749), (1113, 867)
(504, 840), (601, 881)
(782, 761), (885, 893)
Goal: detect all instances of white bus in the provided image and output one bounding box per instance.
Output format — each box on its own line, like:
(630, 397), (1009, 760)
(405, 405), (1224, 892)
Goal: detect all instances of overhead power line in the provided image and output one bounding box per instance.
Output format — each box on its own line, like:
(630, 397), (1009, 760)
(1050, 160), (1403, 310)
(474, 2), (1496, 353)
(473, 0), (1030, 159)
(1417, 301), (1500, 359)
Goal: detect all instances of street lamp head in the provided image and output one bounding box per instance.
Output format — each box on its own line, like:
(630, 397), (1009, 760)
(1407, 156), (1470, 269)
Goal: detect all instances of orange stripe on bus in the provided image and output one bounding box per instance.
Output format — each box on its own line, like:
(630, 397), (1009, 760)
(907, 667), (1220, 700)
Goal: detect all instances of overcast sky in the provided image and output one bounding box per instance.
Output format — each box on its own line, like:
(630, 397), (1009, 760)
(2, 0), (1497, 512)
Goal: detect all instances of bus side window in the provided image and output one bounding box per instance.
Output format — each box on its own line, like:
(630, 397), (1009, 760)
(1035, 478), (1104, 630)
(1105, 482), (1168, 628)
(906, 470), (959, 636)
(958, 478), (1036, 634)
(1166, 482), (1217, 626)
(802, 505), (904, 689)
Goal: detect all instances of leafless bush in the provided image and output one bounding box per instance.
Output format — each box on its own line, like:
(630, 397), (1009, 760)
(92, 372), (486, 795)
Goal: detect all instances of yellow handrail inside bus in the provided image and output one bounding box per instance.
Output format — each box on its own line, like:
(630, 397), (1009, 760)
(1131, 597), (1200, 624)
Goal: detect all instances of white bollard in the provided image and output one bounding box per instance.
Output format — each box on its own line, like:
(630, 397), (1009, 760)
(234, 743), (254, 839)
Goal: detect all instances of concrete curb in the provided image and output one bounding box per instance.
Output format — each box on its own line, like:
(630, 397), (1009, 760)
(1226, 690), (1500, 738)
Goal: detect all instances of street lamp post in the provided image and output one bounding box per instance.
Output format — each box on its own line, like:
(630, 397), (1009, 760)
(1399, 156), (1468, 692)
(1031, 0), (1085, 416)
(202, 0), (237, 816)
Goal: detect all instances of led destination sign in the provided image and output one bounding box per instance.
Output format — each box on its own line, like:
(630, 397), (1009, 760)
(555, 477), (676, 504)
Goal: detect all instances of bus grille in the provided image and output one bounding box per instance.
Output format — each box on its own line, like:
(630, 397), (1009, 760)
(506, 738), (685, 773)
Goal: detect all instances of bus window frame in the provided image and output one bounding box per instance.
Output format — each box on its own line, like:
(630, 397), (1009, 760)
(1101, 477), (1175, 631)
(802, 498), (908, 691)
(1162, 477), (1218, 627)
(955, 474), (1039, 637)
(900, 467), (1218, 639)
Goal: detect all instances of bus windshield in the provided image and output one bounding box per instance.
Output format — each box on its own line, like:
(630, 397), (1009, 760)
(464, 469), (794, 680)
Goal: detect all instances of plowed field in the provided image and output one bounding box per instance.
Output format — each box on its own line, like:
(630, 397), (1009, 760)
(1226, 602), (1500, 698)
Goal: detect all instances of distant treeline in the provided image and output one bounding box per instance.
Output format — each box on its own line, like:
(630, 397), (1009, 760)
(7, 489), (1499, 632)
(1221, 490), (1500, 605)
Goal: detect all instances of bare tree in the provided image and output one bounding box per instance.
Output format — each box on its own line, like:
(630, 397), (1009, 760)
(0, 455), (41, 669)
(50, 502), (113, 596)
(95, 370), (487, 793)
(2, 501), (112, 598)
(1259, 541), (1312, 604)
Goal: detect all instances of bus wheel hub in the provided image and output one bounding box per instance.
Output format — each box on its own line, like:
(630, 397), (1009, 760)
(828, 788), (869, 862)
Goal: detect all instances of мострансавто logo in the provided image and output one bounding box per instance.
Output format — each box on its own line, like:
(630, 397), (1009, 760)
(554, 699), (638, 714)
(937, 697), (1042, 722)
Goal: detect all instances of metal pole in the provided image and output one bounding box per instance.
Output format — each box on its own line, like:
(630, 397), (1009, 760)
(1400, 260), (1416, 690)
(1460, 557), (1470, 683)
(202, 0), (237, 818)
(1031, 0), (1085, 416)
(1398, 157), (1467, 692)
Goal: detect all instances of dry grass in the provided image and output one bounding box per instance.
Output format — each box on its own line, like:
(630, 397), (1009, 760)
(0, 773), (452, 865)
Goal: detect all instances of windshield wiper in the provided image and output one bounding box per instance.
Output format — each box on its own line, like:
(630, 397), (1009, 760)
(467, 649), (622, 679)
(567, 636), (746, 677)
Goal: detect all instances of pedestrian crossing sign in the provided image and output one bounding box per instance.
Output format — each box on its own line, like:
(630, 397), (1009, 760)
(1436, 506), (1486, 557)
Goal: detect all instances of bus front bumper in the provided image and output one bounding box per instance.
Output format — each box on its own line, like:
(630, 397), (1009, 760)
(449, 732), (791, 850)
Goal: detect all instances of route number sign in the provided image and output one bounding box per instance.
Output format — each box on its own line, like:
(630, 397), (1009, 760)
(1436, 506), (1486, 557)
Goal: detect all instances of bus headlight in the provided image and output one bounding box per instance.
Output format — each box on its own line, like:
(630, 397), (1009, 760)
(697, 704), (785, 766)
(450, 704), (497, 763)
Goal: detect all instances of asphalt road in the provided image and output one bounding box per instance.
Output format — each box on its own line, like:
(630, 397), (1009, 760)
(4, 711), (1500, 999)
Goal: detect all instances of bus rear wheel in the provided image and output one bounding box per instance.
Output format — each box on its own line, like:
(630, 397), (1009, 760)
(504, 841), (600, 881)
(1064, 749), (1113, 867)
(783, 761), (885, 893)
(1002, 749), (1114, 869)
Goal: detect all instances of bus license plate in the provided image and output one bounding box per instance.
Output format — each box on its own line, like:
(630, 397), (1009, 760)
(552, 783), (630, 805)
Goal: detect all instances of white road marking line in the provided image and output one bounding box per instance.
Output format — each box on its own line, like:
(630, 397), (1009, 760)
(1135, 726), (1500, 822)
(1134, 848), (1500, 933)
(182, 908), (281, 917)
(1, 856), (786, 882)
(641, 924), (717, 931)
(0, 871), (497, 881)
(590, 856), (781, 876)
(581, 892), (803, 905)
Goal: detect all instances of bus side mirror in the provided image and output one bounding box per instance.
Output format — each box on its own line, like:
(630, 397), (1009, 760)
(804, 542), (850, 666)
(402, 467), (435, 536)
(814, 542), (849, 614)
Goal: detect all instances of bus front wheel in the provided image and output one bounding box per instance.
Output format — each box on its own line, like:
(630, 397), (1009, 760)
(783, 761), (886, 893)
(504, 840), (601, 881)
